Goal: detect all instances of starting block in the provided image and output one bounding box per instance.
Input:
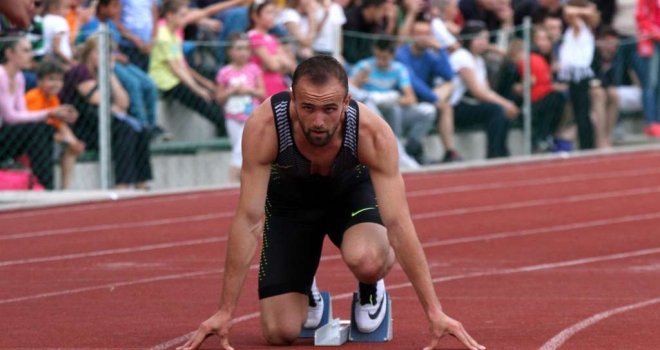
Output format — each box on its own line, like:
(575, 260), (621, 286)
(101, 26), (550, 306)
(349, 292), (393, 342)
(300, 291), (332, 338)
(314, 319), (350, 346)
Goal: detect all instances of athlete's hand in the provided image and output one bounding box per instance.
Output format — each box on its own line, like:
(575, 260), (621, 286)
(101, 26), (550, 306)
(423, 311), (485, 350)
(177, 310), (234, 350)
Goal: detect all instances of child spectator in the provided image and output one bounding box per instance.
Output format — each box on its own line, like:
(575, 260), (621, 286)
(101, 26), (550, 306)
(558, 0), (600, 149)
(278, 0), (320, 61)
(42, 0), (75, 67)
(0, 35), (78, 190)
(215, 33), (265, 183)
(311, 0), (347, 61)
(248, 0), (297, 98)
(149, 0), (226, 135)
(351, 38), (436, 164)
(25, 61), (86, 189)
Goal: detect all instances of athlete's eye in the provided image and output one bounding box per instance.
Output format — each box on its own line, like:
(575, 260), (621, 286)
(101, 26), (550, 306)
(302, 105), (314, 112)
(324, 107), (336, 113)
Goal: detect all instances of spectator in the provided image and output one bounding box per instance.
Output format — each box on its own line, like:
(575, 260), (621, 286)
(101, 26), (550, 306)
(115, 0), (159, 71)
(42, 0), (75, 67)
(0, 35), (78, 190)
(342, 0), (394, 65)
(558, 0), (600, 149)
(395, 19), (460, 162)
(248, 0), (297, 97)
(430, 0), (462, 47)
(311, 0), (347, 61)
(350, 38), (436, 164)
(459, 0), (503, 32)
(591, 27), (643, 147)
(25, 60), (86, 189)
(60, 36), (153, 189)
(149, 0), (226, 135)
(278, 0), (320, 60)
(215, 33), (265, 183)
(521, 27), (569, 152)
(77, 0), (160, 132)
(449, 21), (518, 158)
(514, 0), (563, 26)
(636, 0), (660, 136)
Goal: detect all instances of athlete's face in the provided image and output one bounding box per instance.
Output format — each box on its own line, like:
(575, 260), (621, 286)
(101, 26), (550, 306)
(292, 77), (349, 147)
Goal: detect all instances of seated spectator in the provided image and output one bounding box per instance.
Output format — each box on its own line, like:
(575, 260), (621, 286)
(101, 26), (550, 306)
(0, 35), (78, 190)
(115, 0), (159, 71)
(342, 0), (394, 65)
(519, 27), (569, 152)
(25, 60), (86, 189)
(248, 0), (297, 98)
(591, 27), (643, 147)
(149, 0), (226, 135)
(430, 0), (462, 48)
(449, 21), (518, 158)
(60, 36), (153, 189)
(459, 0), (504, 32)
(215, 33), (265, 183)
(77, 0), (160, 133)
(350, 38), (436, 164)
(558, 0), (600, 150)
(42, 0), (75, 68)
(395, 18), (460, 162)
(636, 0), (660, 136)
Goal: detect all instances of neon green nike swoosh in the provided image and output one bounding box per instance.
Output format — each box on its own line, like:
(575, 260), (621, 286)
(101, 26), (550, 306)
(351, 207), (376, 217)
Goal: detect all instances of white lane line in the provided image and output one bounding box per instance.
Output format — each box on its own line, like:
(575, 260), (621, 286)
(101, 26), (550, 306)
(0, 213), (231, 241)
(2, 150), (658, 221)
(0, 237), (227, 268)
(407, 167), (660, 197)
(538, 296), (660, 350)
(4, 208), (660, 269)
(5, 179), (660, 243)
(412, 186), (660, 220)
(150, 246), (660, 350)
(0, 190), (239, 220)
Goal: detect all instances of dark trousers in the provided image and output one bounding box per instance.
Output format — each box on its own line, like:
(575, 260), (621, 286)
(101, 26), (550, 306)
(454, 101), (511, 158)
(162, 83), (226, 136)
(73, 114), (153, 185)
(569, 79), (594, 149)
(0, 122), (55, 189)
(119, 44), (150, 72)
(532, 91), (566, 149)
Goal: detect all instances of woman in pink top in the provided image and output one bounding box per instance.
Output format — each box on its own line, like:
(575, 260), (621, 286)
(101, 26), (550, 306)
(0, 35), (77, 189)
(248, 0), (297, 97)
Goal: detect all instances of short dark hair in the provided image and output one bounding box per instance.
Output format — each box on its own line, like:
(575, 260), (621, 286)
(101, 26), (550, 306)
(597, 25), (618, 39)
(160, 0), (188, 18)
(373, 38), (396, 53)
(292, 55), (348, 97)
(36, 60), (65, 79)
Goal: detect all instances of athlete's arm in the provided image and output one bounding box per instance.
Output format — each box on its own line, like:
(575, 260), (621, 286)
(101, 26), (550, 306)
(178, 100), (277, 350)
(358, 104), (485, 350)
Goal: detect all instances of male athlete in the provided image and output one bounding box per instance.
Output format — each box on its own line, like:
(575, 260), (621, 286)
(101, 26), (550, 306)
(178, 56), (485, 350)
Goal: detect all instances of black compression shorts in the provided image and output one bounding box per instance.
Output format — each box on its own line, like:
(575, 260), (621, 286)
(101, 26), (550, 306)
(257, 179), (383, 299)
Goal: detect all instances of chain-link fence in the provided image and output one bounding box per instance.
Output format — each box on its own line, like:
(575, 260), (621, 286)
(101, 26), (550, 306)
(1, 14), (656, 191)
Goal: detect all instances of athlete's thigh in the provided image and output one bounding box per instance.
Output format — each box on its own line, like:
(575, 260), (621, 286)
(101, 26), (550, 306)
(258, 212), (325, 299)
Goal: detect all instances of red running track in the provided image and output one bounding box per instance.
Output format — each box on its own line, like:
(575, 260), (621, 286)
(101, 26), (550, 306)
(1, 150), (660, 350)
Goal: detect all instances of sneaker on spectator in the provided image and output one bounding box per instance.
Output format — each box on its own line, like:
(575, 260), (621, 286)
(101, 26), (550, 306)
(551, 138), (573, 153)
(304, 278), (324, 329)
(354, 279), (387, 333)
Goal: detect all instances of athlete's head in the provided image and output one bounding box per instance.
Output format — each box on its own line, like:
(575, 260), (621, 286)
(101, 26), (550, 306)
(291, 56), (350, 147)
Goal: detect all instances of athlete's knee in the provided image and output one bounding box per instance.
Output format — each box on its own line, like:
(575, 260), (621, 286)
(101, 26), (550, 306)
(262, 321), (300, 345)
(344, 244), (390, 281)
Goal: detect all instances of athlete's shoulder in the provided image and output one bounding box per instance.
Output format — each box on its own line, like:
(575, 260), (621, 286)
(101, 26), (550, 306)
(243, 96), (279, 164)
(355, 101), (398, 166)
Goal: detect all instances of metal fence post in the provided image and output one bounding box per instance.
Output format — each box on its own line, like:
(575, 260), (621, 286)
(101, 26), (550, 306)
(98, 24), (112, 190)
(522, 17), (532, 156)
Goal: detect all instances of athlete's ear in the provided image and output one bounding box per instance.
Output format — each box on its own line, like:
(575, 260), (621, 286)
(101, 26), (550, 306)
(344, 93), (351, 108)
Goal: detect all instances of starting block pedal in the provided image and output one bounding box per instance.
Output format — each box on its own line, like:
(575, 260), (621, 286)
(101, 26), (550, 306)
(349, 292), (393, 342)
(314, 319), (350, 346)
(299, 291), (332, 338)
